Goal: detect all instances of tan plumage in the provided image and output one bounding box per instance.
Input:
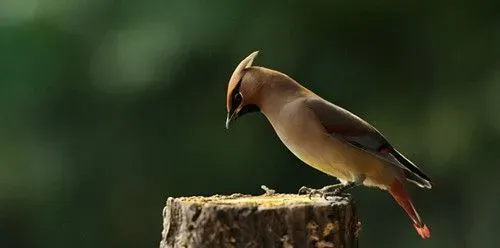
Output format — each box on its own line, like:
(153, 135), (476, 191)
(225, 51), (432, 239)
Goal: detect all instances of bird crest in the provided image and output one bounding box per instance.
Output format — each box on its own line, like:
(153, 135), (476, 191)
(226, 51), (259, 112)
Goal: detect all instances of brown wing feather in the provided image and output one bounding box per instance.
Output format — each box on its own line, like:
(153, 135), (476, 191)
(305, 97), (389, 151)
(305, 97), (432, 188)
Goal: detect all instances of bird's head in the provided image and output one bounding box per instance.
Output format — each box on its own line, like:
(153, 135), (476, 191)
(225, 51), (262, 129)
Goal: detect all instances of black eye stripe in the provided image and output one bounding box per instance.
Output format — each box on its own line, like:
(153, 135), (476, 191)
(230, 81), (243, 108)
(233, 92), (242, 104)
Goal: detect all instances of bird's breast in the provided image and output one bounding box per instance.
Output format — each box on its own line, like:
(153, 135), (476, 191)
(263, 102), (352, 180)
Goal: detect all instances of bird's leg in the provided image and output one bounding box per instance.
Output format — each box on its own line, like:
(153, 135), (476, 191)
(325, 182), (356, 197)
(298, 183), (343, 199)
(322, 174), (366, 199)
(298, 175), (366, 200)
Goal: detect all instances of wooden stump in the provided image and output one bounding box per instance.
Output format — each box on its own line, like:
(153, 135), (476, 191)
(159, 192), (360, 248)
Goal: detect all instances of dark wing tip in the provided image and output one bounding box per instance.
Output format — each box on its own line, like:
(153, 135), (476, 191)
(390, 148), (433, 188)
(405, 172), (433, 189)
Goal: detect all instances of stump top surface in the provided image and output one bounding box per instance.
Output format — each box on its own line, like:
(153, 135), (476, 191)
(171, 193), (351, 208)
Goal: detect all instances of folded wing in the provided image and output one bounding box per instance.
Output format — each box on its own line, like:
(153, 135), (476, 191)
(305, 97), (432, 189)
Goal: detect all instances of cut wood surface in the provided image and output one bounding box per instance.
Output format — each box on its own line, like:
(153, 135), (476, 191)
(159, 190), (360, 248)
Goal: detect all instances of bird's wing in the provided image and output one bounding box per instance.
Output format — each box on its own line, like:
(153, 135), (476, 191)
(304, 97), (432, 188)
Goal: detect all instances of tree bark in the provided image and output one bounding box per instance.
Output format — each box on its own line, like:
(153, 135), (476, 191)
(159, 192), (360, 248)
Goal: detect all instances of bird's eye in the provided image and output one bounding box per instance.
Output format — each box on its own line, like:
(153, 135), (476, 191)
(233, 92), (242, 104)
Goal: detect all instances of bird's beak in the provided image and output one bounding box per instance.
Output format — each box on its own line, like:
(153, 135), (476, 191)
(225, 112), (236, 129)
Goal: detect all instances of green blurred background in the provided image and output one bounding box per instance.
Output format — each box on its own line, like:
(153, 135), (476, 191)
(1, 0), (499, 247)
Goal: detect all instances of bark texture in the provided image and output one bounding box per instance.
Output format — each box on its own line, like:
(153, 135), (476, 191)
(159, 193), (360, 248)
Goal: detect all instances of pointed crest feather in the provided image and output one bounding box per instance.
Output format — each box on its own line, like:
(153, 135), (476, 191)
(226, 51), (259, 111)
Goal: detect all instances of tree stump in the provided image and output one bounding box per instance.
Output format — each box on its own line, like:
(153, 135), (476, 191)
(159, 191), (361, 248)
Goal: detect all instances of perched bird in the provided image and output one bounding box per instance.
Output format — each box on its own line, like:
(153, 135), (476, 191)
(224, 51), (432, 239)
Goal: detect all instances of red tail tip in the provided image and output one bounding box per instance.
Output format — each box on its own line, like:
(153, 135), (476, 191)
(414, 224), (431, 239)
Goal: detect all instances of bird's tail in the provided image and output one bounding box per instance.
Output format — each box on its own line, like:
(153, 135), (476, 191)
(388, 179), (431, 239)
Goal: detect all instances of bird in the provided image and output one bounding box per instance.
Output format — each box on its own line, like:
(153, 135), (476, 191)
(224, 51), (432, 239)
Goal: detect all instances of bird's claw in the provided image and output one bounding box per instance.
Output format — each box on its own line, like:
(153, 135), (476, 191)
(298, 184), (349, 200)
(322, 189), (350, 199)
(298, 186), (323, 199)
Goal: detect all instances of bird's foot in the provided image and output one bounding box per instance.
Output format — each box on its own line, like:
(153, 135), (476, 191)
(325, 187), (352, 198)
(298, 184), (345, 200)
(297, 186), (323, 199)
